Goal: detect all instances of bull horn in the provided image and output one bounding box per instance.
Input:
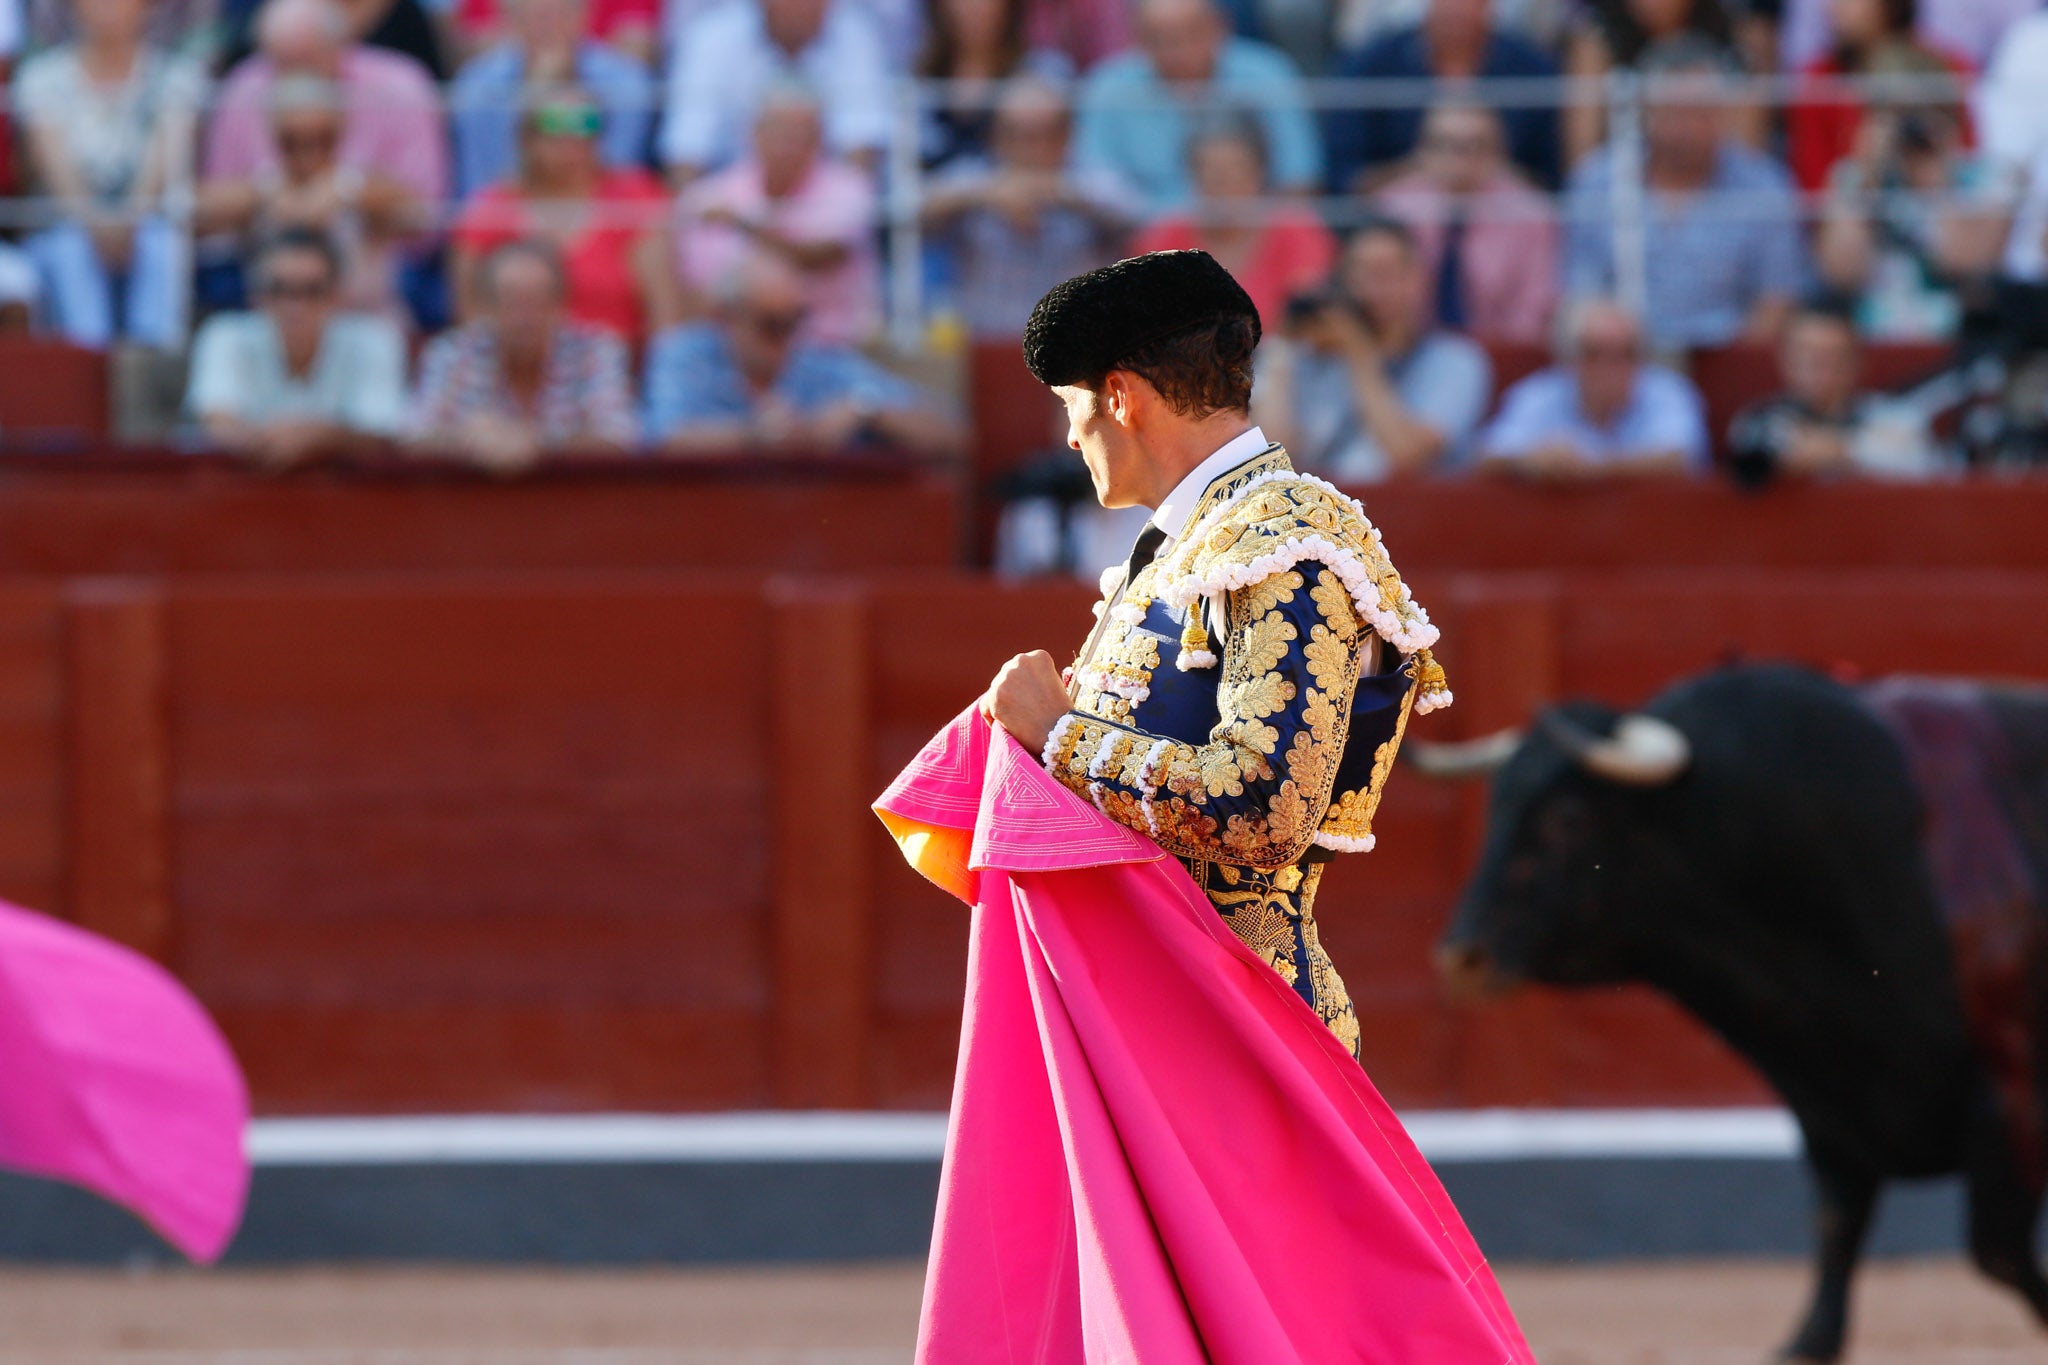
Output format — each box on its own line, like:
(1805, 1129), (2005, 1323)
(1402, 728), (1524, 779)
(1548, 712), (1691, 787)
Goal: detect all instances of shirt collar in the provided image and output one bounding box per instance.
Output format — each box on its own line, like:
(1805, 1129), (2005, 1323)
(1151, 425), (1270, 548)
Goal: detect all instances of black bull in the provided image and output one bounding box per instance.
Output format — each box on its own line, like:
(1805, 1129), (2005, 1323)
(1413, 663), (2048, 1364)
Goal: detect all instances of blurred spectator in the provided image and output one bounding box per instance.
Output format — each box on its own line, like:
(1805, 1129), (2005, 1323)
(1727, 302), (1940, 482)
(668, 82), (881, 345)
(1375, 101), (1560, 343)
(186, 227), (408, 466)
(1780, 0), (2031, 71)
(663, 0), (922, 66)
(921, 77), (1136, 337)
(1787, 0), (1973, 193)
(658, 0), (891, 184)
(453, 0), (659, 66)
(1478, 297), (1709, 478)
(645, 254), (963, 456)
(1975, 7), (2048, 170)
(1333, 0), (1571, 51)
(1564, 35), (1810, 349)
(408, 239), (639, 469)
(1563, 0), (1744, 168)
(451, 87), (667, 340)
(14, 0), (205, 350)
(205, 0), (448, 210)
(22, 0), (220, 60)
(341, 0), (448, 76)
(449, 0), (657, 200)
(916, 0), (1074, 171)
(1212, 0), (1349, 74)
(217, 0), (451, 80)
(1256, 218), (1493, 480)
(1130, 112), (1336, 329)
(1328, 0), (1560, 192)
(195, 74), (425, 317)
(0, 244), (42, 332)
(1020, 0), (1132, 68)
(1072, 0), (1323, 212)
(1814, 49), (2013, 339)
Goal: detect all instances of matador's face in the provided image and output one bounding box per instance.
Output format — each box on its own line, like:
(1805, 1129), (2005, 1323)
(1052, 381), (1145, 510)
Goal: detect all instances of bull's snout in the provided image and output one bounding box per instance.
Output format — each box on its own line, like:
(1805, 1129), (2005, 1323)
(1433, 938), (1509, 1002)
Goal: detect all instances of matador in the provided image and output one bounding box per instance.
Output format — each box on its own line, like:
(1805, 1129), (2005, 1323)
(982, 249), (1450, 1061)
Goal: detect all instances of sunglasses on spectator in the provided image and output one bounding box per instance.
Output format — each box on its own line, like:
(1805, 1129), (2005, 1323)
(530, 105), (602, 138)
(262, 277), (334, 302)
(743, 308), (807, 339)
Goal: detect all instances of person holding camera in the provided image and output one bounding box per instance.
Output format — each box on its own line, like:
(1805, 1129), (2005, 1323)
(1813, 46), (2015, 340)
(1726, 302), (1940, 483)
(1254, 217), (1493, 482)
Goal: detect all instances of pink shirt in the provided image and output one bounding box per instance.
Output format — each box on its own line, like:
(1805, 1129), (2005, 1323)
(1374, 169), (1559, 346)
(675, 156), (880, 347)
(1131, 207), (1337, 333)
(202, 47), (448, 205)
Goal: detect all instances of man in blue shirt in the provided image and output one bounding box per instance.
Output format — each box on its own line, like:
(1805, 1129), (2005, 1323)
(1327, 0), (1561, 192)
(1563, 35), (1811, 349)
(1478, 297), (1710, 479)
(447, 0), (654, 199)
(644, 254), (963, 457)
(1072, 0), (1323, 212)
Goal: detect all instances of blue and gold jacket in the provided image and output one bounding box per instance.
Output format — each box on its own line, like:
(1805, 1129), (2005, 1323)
(1042, 445), (1450, 1059)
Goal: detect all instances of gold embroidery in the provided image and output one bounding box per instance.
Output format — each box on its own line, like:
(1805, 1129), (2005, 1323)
(1238, 612), (1296, 678)
(1308, 570), (1356, 633)
(1241, 569), (1303, 620)
(1302, 625), (1354, 697)
(1210, 879), (1301, 984)
(1197, 745), (1248, 799)
(1226, 670), (1294, 720)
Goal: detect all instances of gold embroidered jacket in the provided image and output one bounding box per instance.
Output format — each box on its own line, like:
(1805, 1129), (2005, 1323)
(1042, 445), (1449, 1059)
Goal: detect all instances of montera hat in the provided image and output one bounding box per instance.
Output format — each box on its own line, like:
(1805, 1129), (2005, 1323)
(1023, 250), (1261, 387)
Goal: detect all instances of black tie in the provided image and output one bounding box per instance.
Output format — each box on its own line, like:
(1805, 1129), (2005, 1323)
(1124, 522), (1167, 583)
(1434, 209), (1469, 331)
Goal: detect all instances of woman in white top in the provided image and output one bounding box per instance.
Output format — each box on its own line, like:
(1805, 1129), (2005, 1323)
(15, 0), (206, 348)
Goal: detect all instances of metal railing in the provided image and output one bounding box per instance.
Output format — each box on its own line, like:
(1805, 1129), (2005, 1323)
(0, 69), (2011, 351)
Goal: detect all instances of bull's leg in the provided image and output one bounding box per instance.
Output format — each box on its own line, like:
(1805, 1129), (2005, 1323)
(1963, 1104), (2048, 1324)
(1777, 1150), (1878, 1364)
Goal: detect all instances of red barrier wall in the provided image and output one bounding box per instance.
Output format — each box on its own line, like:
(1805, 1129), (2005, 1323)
(4, 465), (2047, 1113)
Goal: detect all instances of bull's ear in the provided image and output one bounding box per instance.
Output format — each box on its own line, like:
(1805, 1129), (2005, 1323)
(1402, 729), (1522, 779)
(1547, 713), (1691, 787)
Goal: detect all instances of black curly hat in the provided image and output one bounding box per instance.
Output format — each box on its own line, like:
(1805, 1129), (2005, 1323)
(1022, 250), (1261, 387)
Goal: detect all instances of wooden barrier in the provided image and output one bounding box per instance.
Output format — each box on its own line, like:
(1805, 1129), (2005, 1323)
(0, 453), (962, 576)
(0, 562), (2043, 1113)
(0, 466), (2044, 1113)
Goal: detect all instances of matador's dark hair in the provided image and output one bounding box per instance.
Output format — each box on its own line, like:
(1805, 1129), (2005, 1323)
(1023, 250), (1261, 419)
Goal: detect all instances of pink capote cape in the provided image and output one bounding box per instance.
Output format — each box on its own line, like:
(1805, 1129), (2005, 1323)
(0, 898), (250, 1263)
(875, 709), (1534, 1364)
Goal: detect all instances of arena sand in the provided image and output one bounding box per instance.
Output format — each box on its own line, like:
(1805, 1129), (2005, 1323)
(0, 1257), (2036, 1363)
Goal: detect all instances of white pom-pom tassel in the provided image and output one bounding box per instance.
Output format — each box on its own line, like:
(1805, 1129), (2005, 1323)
(1175, 649), (1219, 671)
(1040, 713), (1081, 770)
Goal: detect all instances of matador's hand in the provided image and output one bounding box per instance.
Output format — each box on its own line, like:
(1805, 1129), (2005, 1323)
(981, 650), (1069, 756)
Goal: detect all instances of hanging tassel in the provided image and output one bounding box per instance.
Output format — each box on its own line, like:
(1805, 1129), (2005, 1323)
(1177, 612), (1218, 671)
(1411, 647), (1454, 713)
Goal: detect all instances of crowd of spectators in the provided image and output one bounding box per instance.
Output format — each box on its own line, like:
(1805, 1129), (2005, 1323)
(0, 0), (2043, 477)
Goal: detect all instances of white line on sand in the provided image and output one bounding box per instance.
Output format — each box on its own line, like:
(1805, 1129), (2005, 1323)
(247, 1108), (1802, 1166)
